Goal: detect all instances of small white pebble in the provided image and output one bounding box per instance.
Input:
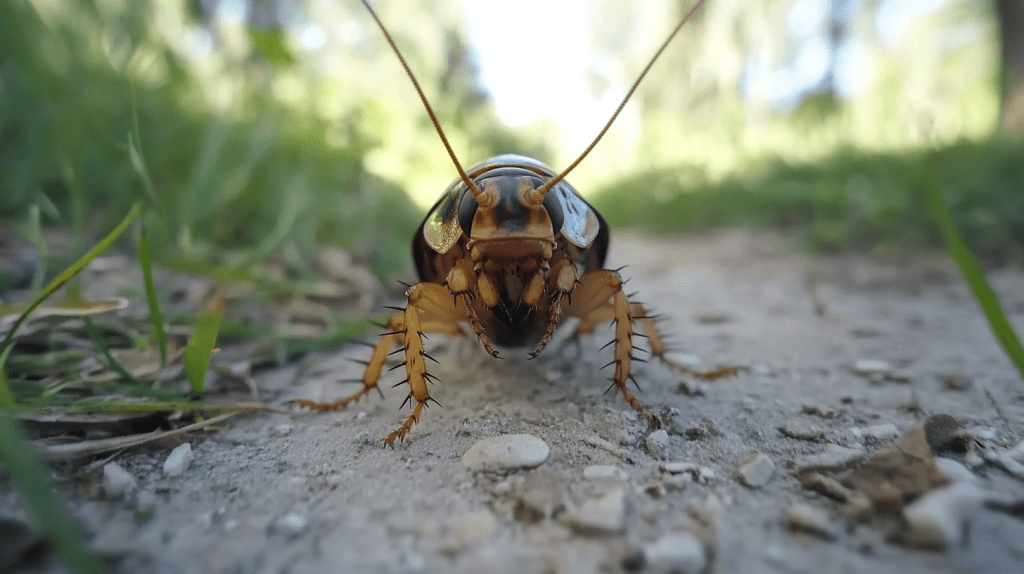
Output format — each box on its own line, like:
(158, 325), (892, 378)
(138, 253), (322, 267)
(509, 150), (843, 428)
(163, 443), (193, 477)
(737, 453), (776, 488)
(662, 462), (698, 475)
(274, 513), (308, 537)
(103, 462), (136, 497)
(645, 532), (707, 574)
(461, 434), (550, 471)
(852, 359), (892, 376)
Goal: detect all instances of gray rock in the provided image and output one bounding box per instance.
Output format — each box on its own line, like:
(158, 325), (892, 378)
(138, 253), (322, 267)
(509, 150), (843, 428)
(785, 503), (837, 540)
(902, 482), (984, 549)
(644, 532), (707, 574)
(779, 419), (826, 441)
(462, 434), (550, 471)
(793, 444), (868, 474)
(737, 453), (776, 488)
(646, 429), (671, 459)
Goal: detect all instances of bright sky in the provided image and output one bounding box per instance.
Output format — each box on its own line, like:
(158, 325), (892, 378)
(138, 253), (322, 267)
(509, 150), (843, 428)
(458, 0), (949, 126)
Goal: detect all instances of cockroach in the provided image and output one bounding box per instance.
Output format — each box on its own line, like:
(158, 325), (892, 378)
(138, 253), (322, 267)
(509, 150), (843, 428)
(292, 0), (735, 446)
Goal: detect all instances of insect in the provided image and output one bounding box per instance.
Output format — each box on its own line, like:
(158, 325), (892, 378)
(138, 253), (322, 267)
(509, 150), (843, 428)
(292, 0), (735, 446)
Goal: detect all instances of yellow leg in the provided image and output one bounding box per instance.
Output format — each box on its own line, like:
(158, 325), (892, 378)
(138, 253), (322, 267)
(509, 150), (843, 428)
(292, 282), (469, 446)
(565, 270), (660, 428)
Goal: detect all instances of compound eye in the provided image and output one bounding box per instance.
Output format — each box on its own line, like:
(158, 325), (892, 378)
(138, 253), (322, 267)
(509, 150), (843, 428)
(457, 188), (477, 234)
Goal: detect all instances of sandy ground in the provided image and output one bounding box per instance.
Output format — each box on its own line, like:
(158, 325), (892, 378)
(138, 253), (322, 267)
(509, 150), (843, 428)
(3, 230), (1024, 574)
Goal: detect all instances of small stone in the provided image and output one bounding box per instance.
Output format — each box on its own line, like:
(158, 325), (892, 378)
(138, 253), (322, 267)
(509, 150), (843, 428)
(801, 472), (854, 502)
(103, 462), (136, 497)
(801, 404), (838, 419)
(273, 513), (308, 538)
(163, 443), (193, 477)
(784, 503), (837, 540)
(902, 482), (984, 548)
(583, 465), (624, 481)
(737, 453), (775, 488)
(693, 310), (730, 324)
(513, 471), (563, 524)
(662, 462), (698, 475)
(857, 423), (899, 444)
(675, 380), (705, 397)
(644, 532), (707, 574)
(646, 430), (671, 459)
(779, 420), (825, 441)
(562, 488), (625, 535)
(923, 414), (970, 455)
(938, 372), (972, 391)
(1008, 439), (1024, 463)
(992, 452), (1024, 480)
(852, 359), (891, 376)
(270, 424), (293, 437)
(934, 458), (977, 484)
(441, 510), (497, 555)
(793, 444), (868, 474)
(884, 369), (914, 383)
(462, 434), (550, 471)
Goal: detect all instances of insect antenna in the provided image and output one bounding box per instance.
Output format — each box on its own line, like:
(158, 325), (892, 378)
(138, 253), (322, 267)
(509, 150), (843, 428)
(360, 0), (490, 205)
(528, 0), (707, 203)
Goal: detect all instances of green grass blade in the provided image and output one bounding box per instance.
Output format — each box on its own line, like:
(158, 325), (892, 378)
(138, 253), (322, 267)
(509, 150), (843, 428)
(137, 222), (168, 370)
(0, 202), (143, 361)
(184, 299), (224, 396)
(926, 169), (1024, 381)
(83, 317), (146, 387)
(0, 413), (108, 574)
(0, 345), (17, 409)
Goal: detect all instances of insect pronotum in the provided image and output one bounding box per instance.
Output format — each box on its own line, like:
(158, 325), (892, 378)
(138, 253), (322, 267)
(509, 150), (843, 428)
(292, 0), (735, 446)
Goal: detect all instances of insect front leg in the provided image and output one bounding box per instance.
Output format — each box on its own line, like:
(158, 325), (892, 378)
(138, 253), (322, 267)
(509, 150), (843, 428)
(384, 282), (470, 446)
(445, 259), (499, 357)
(529, 258), (578, 358)
(564, 269), (660, 428)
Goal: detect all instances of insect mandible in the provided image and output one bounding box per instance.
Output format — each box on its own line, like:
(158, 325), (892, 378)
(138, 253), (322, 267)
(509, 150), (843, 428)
(292, 0), (735, 446)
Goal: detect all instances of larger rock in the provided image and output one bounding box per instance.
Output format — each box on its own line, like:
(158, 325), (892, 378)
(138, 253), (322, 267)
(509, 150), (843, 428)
(462, 434), (550, 472)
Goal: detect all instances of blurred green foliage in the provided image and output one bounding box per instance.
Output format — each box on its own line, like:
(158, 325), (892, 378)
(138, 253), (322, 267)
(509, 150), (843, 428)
(0, 0), (1017, 283)
(595, 137), (1024, 262)
(0, 0), (541, 282)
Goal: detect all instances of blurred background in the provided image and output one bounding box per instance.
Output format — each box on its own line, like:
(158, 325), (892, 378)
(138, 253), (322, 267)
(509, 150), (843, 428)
(1, 0), (1022, 288)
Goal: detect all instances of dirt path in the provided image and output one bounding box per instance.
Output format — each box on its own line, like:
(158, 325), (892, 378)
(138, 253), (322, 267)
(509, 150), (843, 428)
(4, 231), (1024, 574)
